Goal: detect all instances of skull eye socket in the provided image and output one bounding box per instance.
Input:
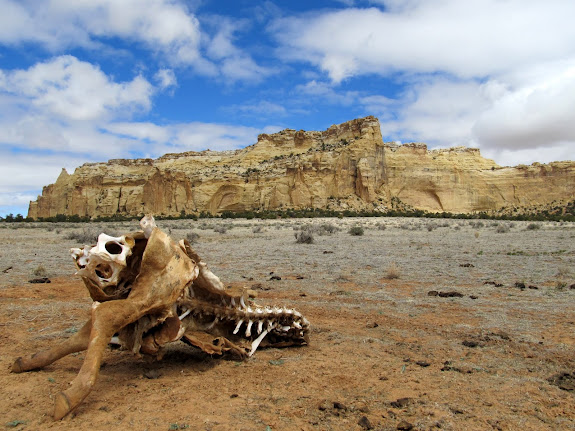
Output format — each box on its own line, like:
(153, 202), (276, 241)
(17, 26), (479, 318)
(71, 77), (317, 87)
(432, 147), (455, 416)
(105, 241), (123, 255)
(95, 263), (113, 280)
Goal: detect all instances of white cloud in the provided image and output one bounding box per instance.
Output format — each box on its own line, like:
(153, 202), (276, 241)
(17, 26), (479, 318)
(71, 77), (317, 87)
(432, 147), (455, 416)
(295, 80), (358, 106)
(269, 1), (575, 163)
(271, 1), (575, 82)
(226, 100), (287, 118)
(203, 16), (276, 83)
(0, 0), (202, 64)
(473, 62), (575, 150)
(104, 121), (262, 155)
(154, 69), (177, 90)
(1, 56), (153, 122)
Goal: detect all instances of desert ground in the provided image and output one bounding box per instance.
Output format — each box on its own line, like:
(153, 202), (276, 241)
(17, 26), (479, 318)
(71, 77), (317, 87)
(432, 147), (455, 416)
(1, 217), (574, 431)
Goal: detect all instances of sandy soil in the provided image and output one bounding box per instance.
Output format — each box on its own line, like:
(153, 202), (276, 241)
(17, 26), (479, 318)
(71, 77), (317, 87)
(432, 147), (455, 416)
(1, 217), (574, 430)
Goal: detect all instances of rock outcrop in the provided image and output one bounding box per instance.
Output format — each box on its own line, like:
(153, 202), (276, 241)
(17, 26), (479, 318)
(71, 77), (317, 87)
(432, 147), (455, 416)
(28, 116), (575, 219)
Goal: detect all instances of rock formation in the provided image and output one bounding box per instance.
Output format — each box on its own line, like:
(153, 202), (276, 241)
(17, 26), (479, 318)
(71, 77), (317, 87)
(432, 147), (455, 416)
(28, 116), (575, 219)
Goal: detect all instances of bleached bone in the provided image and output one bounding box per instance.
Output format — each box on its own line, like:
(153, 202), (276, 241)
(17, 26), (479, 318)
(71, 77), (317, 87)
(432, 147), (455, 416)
(13, 215), (309, 421)
(71, 233), (136, 290)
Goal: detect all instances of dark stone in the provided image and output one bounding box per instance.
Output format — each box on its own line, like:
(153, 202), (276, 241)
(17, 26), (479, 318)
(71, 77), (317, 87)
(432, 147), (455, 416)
(28, 277), (51, 283)
(333, 401), (347, 410)
(548, 372), (575, 392)
(438, 291), (463, 298)
(462, 340), (479, 348)
(390, 398), (411, 408)
(397, 420), (414, 430)
(143, 369), (161, 379)
(358, 416), (373, 430)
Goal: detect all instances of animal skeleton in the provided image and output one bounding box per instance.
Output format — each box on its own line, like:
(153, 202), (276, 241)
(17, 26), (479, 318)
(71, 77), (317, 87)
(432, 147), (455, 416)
(12, 216), (309, 420)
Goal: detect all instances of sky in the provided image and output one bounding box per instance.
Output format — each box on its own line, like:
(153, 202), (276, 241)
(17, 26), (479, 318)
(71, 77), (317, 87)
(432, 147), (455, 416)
(1, 0), (574, 217)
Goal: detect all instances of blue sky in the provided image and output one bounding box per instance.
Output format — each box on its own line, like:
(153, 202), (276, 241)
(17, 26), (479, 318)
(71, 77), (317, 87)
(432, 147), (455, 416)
(1, 0), (574, 217)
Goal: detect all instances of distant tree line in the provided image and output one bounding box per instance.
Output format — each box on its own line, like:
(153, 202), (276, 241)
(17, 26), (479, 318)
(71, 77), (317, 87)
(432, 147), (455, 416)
(2, 200), (574, 223)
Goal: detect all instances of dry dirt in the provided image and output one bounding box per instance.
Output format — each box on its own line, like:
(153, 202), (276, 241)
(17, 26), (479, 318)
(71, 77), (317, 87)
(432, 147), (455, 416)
(1, 217), (574, 431)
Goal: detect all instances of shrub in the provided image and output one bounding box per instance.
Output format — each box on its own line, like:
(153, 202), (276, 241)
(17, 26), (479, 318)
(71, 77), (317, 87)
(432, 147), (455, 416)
(526, 223), (541, 230)
(496, 224), (510, 233)
(348, 226), (364, 236)
(213, 226), (227, 234)
(294, 230), (314, 244)
(376, 223), (387, 231)
(318, 223), (338, 235)
(65, 227), (99, 244)
(252, 225), (264, 234)
(384, 262), (400, 279)
(34, 264), (47, 277)
(186, 232), (200, 243)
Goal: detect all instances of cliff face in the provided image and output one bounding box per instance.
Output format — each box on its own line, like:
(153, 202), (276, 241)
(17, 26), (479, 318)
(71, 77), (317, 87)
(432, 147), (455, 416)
(28, 116), (575, 219)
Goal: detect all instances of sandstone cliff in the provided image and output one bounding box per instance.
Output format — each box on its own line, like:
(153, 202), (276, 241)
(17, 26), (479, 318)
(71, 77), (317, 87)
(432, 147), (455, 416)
(28, 116), (575, 219)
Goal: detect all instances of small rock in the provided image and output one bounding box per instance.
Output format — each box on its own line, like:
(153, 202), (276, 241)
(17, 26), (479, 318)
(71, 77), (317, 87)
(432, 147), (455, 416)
(469, 295), (478, 299)
(415, 360), (431, 367)
(462, 340), (479, 348)
(323, 250), (334, 254)
(333, 401), (347, 410)
(438, 291), (463, 298)
(548, 372), (575, 392)
(269, 275), (282, 281)
(528, 285), (539, 290)
(366, 322), (379, 328)
(28, 277), (51, 284)
(459, 263), (475, 267)
(397, 420), (414, 430)
(390, 398), (411, 408)
(514, 282), (526, 290)
(427, 290), (439, 296)
(143, 369), (161, 379)
(358, 415), (373, 430)
(230, 393), (239, 398)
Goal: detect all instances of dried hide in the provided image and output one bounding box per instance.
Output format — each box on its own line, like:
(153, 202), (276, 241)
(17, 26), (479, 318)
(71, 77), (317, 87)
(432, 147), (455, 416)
(12, 216), (309, 420)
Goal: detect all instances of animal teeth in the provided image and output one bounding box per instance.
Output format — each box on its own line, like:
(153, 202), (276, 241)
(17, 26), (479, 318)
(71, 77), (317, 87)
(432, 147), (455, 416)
(282, 325), (291, 332)
(257, 320), (263, 334)
(245, 320), (253, 337)
(240, 296), (246, 309)
(293, 321), (302, 329)
(230, 298), (236, 307)
(233, 320), (243, 334)
(179, 309), (191, 320)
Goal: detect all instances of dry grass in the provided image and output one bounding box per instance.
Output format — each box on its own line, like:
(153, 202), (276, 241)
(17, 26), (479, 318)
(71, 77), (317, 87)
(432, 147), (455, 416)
(384, 261), (400, 279)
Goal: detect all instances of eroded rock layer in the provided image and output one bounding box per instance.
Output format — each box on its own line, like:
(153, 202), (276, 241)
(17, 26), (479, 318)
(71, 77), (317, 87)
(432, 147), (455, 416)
(28, 116), (575, 218)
